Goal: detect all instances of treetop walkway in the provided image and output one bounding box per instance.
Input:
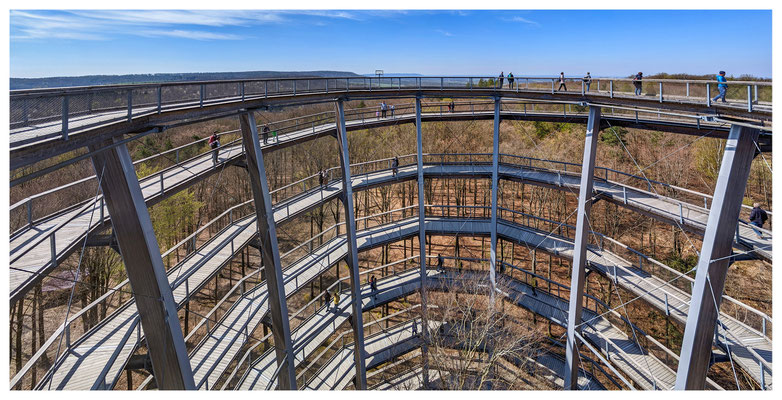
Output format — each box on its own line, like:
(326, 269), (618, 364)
(9, 75), (771, 171)
(8, 79), (771, 391)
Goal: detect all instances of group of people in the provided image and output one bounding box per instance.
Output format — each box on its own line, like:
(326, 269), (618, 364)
(498, 72), (515, 89)
(498, 70), (731, 101)
(378, 101), (395, 118)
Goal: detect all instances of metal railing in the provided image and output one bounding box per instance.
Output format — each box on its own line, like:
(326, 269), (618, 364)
(9, 75), (770, 156)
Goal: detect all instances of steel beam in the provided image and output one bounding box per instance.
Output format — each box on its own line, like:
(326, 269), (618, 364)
(564, 106), (602, 390)
(334, 99), (368, 390)
(489, 97), (501, 300)
(674, 124), (760, 390)
(238, 111), (297, 390)
(414, 97), (430, 388)
(89, 138), (195, 390)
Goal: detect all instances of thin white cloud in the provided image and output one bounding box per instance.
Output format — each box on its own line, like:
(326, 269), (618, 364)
(505, 16), (541, 27)
(137, 29), (244, 40)
(9, 10), (373, 42)
(436, 29), (454, 37)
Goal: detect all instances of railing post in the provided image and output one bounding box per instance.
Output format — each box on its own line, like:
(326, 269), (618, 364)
(659, 82), (663, 103)
(679, 203), (684, 224)
(326, 79), (329, 93)
(686, 82), (690, 97)
(551, 79), (554, 94)
(706, 84), (711, 107)
(127, 89), (133, 122)
(294, 80), (297, 95)
(609, 80), (613, 98)
(747, 85), (753, 112)
(26, 199), (32, 227)
(754, 85), (758, 103)
(157, 86), (162, 113)
(62, 95), (69, 140)
(265, 81), (268, 98)
(440, 77), (444, 90)
(664, 293), (670, 316)
(241, 82), (245, 102)
(50, 233), (56, 267)
(200, 84), (204, 107)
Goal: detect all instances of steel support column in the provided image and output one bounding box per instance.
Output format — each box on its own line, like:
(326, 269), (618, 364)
(238, 111), (297, 390)
(674, 124), (759, 390)
(489, 97), (501, 301)
(89, 139), (194, 390)
(335, 99), (368, 390)
(414, 96), (430, 388)
(564, 106), (602, 390)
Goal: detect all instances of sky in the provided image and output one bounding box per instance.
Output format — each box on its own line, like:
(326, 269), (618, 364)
(9, 9), (773, 78)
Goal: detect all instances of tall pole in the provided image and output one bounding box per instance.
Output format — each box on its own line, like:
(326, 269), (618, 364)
(414, 96), (430, 388)
(489, 97), (501, 302)
(675, 124), (759, 389)
(238, 111), (296, 390)
(335, 99), (368, 390)
(89, 139), (195, 390)
(564, 106), (601, 390)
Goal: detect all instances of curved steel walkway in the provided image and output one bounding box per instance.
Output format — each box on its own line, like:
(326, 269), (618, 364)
(9, 75), (771, 169)
(11, 142), (770, 303)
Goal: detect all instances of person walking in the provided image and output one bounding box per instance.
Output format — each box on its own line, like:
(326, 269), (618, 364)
(449, 100), (455, 113)
(370, 275), (378, 300)
(633, 72), (643, 95)
(392, 156), (399, 176)
(390, 104), (395, 117)
(333, 290), (340, 314)
(208, 131), (220, 165)
(262, 125), (270, 144)
(712, 71), (728, 103)
(749, 202), (769, 239)
(412, 319), (418, 335)
(498, 72), (504, 89)
(557, 72), (567, 92)
(437, 253), (444, 273)
(324, 290), (332, 312)
(381, 101), (387, 118)
(508, 72), (515, 90)
(583, 72), (592, 92)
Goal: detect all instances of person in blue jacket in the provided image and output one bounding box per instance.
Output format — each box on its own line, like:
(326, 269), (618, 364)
(712, 71), (728, 103)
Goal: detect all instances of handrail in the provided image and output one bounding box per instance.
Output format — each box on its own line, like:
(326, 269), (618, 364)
(9, 75), (772, 97)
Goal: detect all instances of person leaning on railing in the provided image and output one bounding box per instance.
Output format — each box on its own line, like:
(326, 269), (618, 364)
(262, 125), (270, 144)
(583, 72), (592, 92)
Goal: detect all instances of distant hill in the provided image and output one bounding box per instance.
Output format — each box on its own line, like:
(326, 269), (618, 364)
(10, 70), (362, 90)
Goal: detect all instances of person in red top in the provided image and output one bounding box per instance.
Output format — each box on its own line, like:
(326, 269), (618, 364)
(207, 132), (220, 165)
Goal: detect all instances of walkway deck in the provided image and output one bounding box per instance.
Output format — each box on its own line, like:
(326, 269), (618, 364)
(37, 215), (258, 389)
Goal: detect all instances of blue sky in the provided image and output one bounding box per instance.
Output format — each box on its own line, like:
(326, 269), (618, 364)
(9, 9), (772, 78)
